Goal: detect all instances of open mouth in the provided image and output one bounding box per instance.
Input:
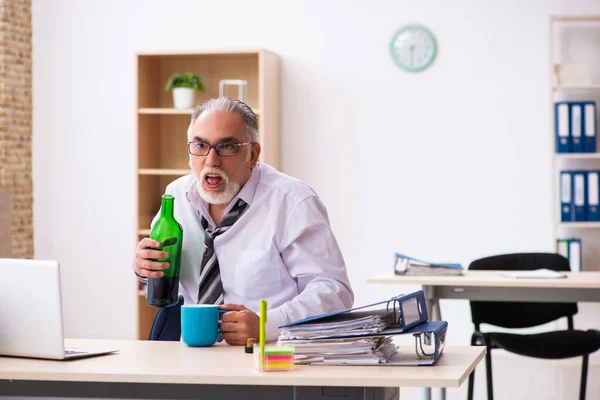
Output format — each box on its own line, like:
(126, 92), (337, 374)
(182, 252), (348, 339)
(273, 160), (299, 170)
(204, 173), (224, 190)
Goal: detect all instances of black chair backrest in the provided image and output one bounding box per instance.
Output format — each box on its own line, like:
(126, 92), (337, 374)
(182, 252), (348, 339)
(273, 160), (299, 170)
(469, 253), (577, 329)
(148, 295), (184, 341)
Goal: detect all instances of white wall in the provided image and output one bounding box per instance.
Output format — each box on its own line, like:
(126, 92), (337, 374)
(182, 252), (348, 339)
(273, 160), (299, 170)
(32, 0), (600, 399)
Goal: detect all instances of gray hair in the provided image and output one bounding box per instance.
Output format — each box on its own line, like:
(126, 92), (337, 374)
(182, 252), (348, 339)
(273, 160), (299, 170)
(187, 97), (258, 142)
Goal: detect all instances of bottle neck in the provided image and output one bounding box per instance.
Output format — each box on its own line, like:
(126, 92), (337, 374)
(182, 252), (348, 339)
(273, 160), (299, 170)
(160, 195), (174, 219)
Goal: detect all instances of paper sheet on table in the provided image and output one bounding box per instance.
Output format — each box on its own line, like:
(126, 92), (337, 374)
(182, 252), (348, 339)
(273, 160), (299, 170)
(497, 269), (567, 279)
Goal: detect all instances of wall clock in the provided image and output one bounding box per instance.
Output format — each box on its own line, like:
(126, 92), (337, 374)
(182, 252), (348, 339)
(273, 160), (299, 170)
(390, 24), (437, 72)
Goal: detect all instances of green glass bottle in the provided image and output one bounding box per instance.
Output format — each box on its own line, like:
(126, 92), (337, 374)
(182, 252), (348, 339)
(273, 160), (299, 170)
(146, 194), (183, 308)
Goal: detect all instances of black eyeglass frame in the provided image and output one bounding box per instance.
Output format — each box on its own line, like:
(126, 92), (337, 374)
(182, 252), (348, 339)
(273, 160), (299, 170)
(187, 141), (256, 157)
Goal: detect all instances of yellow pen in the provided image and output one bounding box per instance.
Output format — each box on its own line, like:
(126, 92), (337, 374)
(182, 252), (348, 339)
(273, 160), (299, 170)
(259, 299), (267, 369)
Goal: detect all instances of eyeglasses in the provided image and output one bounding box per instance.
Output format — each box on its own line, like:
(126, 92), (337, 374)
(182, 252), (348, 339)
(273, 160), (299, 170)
(187, 141), (255, 157)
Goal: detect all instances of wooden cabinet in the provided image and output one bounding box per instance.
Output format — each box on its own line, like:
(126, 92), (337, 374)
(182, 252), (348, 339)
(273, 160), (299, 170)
(135, 50), (280, 339)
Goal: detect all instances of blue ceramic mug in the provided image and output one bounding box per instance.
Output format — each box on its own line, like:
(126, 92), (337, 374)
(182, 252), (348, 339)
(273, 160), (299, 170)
(181, 304), (227, 347)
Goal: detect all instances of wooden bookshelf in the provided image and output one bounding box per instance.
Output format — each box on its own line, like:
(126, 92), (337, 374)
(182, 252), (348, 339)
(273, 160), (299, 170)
(135, 50), (280, 339)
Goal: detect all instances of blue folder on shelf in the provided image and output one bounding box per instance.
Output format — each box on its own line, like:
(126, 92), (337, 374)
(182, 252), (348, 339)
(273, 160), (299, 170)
(560, 171), (573, 222)
(571, 103), (584, 153)
(279, 290), (429, 336)
(583, 101), (597, 153)
(555, 102), (571, 153)
(573, 170), (587, 221)
(587, 171), (599, 221)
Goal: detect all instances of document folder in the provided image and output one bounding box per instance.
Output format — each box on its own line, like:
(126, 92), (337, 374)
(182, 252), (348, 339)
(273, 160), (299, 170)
(279, 290), (429, 337)
(278, 292), (448, 366)
(300, 321), (448, 366)
(573, 170), (587, 221)
(560, 171), (573, 222)
(555, 102), (570, 153)
(571, 103), (583, 153)
(385, 320), (447, 366)
(587, 171), (599, 221)
(394, 253), (464, 276)
(583, 102), (597, 153)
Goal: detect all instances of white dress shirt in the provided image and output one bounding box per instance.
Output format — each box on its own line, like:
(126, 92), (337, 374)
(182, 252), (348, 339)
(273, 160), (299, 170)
(155, 162), (354, 340)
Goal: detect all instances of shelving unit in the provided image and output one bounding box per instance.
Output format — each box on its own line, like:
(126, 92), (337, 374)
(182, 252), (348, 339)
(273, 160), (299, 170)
(550, 16), (600, 273)
(553, 85), (600, 91)
(134, 49), (280, 339)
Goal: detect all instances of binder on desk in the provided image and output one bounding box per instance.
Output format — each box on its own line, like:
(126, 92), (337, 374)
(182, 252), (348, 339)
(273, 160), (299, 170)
(555, 102), (570, 153)
(278, 290), (429, 338)
(299, 321), (448, 367)
(386, 321), (447, 366)
(394, 253), (464, 276)
(571, 103), (584, 153)
(573, 170), (587, 221)
(278, 291), (447, 366)
(560, 171), (573, 222)
(583, 101), (597, 153)
(587, 171), (599, 221)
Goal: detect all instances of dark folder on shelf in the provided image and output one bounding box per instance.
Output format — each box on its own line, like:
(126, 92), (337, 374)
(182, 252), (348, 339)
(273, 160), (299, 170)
(555, 102), (571, 153)
(583, 101), (597, 153)
(560, 170), (573, 222)
(571, 103), (584, 152)
(573, 170), (587, 221)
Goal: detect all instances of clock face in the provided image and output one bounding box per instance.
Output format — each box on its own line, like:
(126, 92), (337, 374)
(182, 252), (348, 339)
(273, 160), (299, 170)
(390, 25), (437, 72)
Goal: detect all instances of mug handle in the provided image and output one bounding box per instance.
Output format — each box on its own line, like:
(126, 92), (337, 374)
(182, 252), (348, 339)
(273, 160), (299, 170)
(217, 309), (227, 335)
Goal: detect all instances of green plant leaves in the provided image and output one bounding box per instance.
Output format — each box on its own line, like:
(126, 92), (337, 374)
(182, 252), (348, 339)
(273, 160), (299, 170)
(165, 72), (206, 91)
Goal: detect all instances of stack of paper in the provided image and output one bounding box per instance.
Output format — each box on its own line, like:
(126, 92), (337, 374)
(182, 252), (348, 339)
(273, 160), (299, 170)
(278, 314), (398, 365)
(497, 269), (567, 279)
(281, 336), (398, 365)
(279, 315), (387, 340)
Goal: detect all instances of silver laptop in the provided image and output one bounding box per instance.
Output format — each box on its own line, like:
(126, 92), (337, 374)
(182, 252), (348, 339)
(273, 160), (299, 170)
(0, 258), (119, 360)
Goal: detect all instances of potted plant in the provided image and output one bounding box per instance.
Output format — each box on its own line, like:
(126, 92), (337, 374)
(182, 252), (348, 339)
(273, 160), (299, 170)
(165, 72), (206, 109)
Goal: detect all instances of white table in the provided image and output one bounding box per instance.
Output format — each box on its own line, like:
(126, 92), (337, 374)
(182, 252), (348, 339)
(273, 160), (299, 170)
(0, 339), (485, 400)
(368, 270), (600, 320)
(368, 270), (600, 400)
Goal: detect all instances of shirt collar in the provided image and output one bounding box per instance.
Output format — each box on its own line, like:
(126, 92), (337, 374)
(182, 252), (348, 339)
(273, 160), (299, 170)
(186, 163), (261, 218)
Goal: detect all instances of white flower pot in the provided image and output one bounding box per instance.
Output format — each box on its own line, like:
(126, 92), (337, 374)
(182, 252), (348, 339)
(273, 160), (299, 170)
(172, 88), (195, 109)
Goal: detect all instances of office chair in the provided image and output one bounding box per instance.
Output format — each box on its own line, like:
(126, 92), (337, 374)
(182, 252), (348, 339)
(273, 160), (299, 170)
(466, 253), (600, 400)
(148, 295), (184, 341)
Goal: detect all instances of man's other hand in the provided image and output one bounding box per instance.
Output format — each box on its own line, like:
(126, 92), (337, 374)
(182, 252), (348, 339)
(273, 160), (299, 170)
(218, 303), (260, 346)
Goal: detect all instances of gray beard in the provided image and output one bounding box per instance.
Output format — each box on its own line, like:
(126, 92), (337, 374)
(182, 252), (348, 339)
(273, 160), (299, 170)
(196, 178), (241, 205)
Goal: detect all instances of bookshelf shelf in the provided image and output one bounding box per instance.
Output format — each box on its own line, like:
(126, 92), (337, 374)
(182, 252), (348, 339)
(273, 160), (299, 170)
(553, 85), (600, 91)
(555, 153), (600, 160)
(551, 15), (600, 23)
(558, 222), (600, 229)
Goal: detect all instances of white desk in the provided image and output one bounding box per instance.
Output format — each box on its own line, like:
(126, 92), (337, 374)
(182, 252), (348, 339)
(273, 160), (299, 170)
(0, 339), (485, 400)
(368, 270), (600, 400)
(368, 270), (600, 320)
